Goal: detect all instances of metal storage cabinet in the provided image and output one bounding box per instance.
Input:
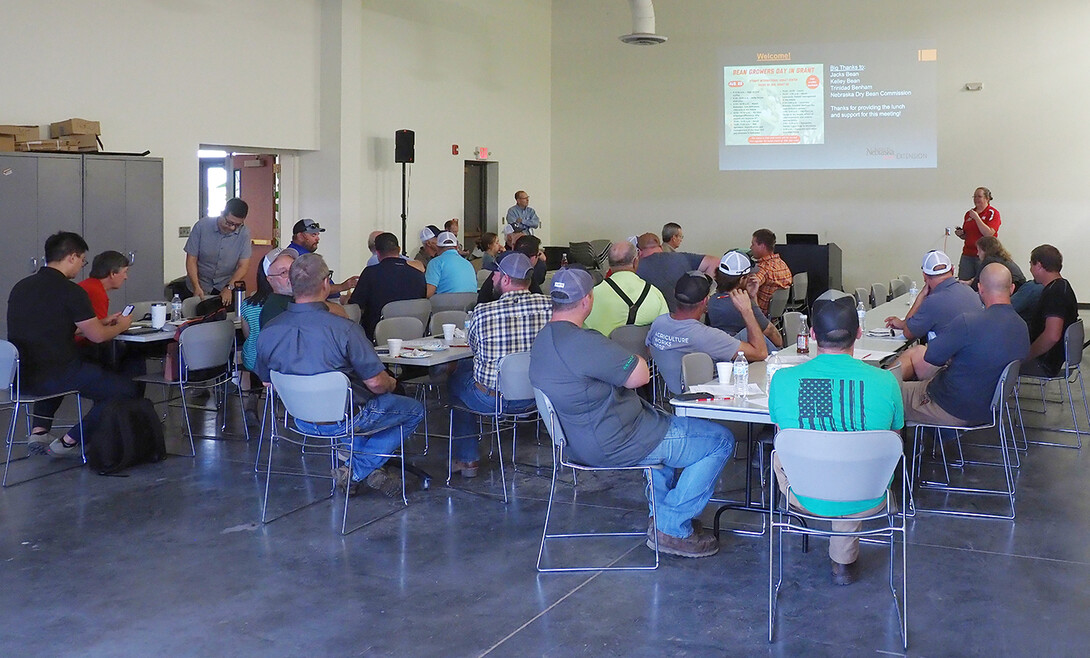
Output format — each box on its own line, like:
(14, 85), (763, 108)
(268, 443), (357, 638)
(82, 155), (164, 311)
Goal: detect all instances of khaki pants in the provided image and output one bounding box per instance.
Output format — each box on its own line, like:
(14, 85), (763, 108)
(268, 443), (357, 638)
(901, 380), (969, 427)
(772, 455), (889, 565)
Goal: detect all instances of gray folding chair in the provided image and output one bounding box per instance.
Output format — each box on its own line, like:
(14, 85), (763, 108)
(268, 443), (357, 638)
(181, 295), (216, 319)
(342, 303), (361, 324)
(767, 287), (790, 323)
(534, 388), (659, 572)
(785, 273), (808, 313)
(899, 275), (914, 289)
(381, 298), (431, 332)
(889, 279), (908, 299)
(430, 292), (478, 313)
(854, 287), (872, 309)
(1017, 320), (1088, 449)
(680, 352), (714, 392)
(374, 317), (424, 345)
(769, 429), (906, 648)
(815, 289), (852, 303)
(429, 310), (468, 337)
(0, 340), (85, 487)
(871, 282), (888, 307)
(263, 370), (407, 535)
(476, 269), (492, 287)
(129, 300), (159, 322)
(783, 311), (803, 349)
(609, 324), (661, 404)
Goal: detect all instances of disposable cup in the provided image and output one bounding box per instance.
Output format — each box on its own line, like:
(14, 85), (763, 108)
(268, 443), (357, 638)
(387, 338), (403, 357)
(442, 323), (456, 342)
(716, 362), (732, 385)
(150, 304), (167, 329)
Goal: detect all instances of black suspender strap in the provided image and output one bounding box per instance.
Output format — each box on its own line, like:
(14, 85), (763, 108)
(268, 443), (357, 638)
(604, 277), (653, 325)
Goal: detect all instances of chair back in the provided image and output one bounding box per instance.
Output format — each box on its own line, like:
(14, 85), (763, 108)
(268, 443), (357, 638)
(1064, 320), (1086, 374)
(815, 289), (851, 303)
(0, 340), (19, 401)
(889, 279), (908, 299)
(774, 428), (903, 503)
(783, 311), (803, 347)
(429, 310), (468, 336)
(609, 324), (652, 360)
(130, 301), (158, 322)
(342, 303), (361, 324)
(181, 295), (214, 319)
(179, 320), (235, 371)
(990, 360), (1021, 410)
(681, 352), (715, 391)
(767, 287), (790, 319)
(533, 387), (566, 449)
(899, 274), (913, 288)
(270, 370), (350, 424)
(476, 269), (492, 287)
(430, 292), (477, 313)
(381, 298), (431, 330)
(871, 282), (888, 307)
(374, 317), (425, 344)
(791, 272), (808, 303)
(854, 287), (871, 309)
(497, 352), (534, 401)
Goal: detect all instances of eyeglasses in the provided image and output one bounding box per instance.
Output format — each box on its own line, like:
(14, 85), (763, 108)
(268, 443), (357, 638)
(224, 216), (244, 230)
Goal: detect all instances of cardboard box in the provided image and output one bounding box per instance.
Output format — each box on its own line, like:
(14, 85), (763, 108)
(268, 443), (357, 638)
(60, 133), (100, 152)
(16, 138), (79, 152)
(49, 118), (101, 137)
(0, 124), (41, 143)
(0, 135), (14, 152)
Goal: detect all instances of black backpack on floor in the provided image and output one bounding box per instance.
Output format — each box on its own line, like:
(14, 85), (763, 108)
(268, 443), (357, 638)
(87, 398), (167, 475)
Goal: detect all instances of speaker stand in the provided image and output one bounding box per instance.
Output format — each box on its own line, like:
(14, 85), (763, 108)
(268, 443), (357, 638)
(400, 162), (408, 253)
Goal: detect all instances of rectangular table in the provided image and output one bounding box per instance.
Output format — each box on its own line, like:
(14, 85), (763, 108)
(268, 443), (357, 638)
(377, 337), (473, 367)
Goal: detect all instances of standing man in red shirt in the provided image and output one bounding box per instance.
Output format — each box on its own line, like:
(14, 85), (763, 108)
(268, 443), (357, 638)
(955, 186), (1001, 282)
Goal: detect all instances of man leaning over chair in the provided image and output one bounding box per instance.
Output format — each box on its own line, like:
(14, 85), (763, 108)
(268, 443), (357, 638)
(531, 268), (734, 558)
(768, 296), (904, 585)
(255, 253), (424, 497)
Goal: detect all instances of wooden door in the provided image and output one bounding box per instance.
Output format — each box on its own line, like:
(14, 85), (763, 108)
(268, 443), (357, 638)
(230, 154), (277, 292)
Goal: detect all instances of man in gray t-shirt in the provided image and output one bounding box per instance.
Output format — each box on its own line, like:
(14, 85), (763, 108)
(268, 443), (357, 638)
(531, 268), (734, 559)
(885, 250), (982, 341)
(184, 197), (253, 307)
(648, 272), (769, 394)
(635, 233), (718, 311)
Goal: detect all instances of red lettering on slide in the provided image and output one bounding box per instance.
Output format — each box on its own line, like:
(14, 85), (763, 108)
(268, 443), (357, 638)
(748, 136), (801, 144)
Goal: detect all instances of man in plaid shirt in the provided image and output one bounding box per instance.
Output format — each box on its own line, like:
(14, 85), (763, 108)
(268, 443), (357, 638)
(448, 252), (552, 477)
(750, 228), (793, 315)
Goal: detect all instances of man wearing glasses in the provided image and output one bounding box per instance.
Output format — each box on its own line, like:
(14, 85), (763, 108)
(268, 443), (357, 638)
(184, 197), (252, 307)
(505, 190), (540, 235)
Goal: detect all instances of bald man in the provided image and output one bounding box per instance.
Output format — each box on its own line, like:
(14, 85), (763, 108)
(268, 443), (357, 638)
(634, 232), (718, 312)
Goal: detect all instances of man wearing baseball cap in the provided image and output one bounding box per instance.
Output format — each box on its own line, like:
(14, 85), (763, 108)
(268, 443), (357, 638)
(769, 295), (904, 585)
(647, 270), (768, 395)
(414, 225), (442, 267)
(448, 252), (552, 477)
(283, 218), (358, 297)
(531, 268), (735, 559)
(707, 250), (784, 349)
(885, 249), (981, 342)
(425, 231), (477, 298)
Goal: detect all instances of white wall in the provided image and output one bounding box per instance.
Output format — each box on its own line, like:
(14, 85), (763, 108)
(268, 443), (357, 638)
(550, 0), (1090, 295)
(1, 0), (321, 281)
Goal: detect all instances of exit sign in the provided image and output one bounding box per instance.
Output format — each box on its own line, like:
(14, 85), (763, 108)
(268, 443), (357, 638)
(475, 147), (489, 160)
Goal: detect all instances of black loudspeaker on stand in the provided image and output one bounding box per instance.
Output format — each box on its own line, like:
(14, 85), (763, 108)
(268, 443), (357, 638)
(395, 130), (415, 249)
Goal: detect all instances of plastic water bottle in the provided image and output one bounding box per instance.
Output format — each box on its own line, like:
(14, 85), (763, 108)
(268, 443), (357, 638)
(765, 350), (780, 390)
(171, 293), (182, 322)
(732, 351), (749, 399)
(857, 300), (867, 331)
(796, 314), (810, 354)
(907, 281), (918, 306)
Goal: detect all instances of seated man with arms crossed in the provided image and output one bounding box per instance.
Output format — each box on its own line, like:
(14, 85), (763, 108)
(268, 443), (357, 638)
(583, 240), (670, 338)
(898, 263), (1029, 427)
(769, 296), (904, 585)
(255, 253), (424, 496)
(7, 232), (138, 457)
(531, 268), (734, 558)
(648, 271), (768, 395)
(885, 250), (982, 341)
(1023, 244), (1079, 377)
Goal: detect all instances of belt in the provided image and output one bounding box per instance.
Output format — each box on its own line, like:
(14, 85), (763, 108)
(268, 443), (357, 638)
(475, 381), (497, 396)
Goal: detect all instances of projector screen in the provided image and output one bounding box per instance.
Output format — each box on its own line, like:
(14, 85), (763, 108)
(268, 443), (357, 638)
(719, 41), (937, 171)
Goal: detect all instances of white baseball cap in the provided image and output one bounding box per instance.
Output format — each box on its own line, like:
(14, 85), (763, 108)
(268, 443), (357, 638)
(436, 231), (458, 247)
(921, 250), (953, 276)
(718, 250), (756, 276)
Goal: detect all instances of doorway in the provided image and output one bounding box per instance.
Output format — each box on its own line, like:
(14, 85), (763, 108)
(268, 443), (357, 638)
(463, 160), (498, 252)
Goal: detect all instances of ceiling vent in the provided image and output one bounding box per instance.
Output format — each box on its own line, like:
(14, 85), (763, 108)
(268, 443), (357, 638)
(619, 0), (667, 46)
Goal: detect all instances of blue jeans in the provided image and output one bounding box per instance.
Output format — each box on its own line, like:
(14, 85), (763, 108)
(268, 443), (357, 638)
(449, 360), (534, 462)
(638, 416), (735, 539)
(31, 360), (139, 443)
(295, 393), (423, 482)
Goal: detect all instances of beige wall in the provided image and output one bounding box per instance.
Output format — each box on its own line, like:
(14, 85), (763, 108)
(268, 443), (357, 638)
(551, 0), (1090, 294)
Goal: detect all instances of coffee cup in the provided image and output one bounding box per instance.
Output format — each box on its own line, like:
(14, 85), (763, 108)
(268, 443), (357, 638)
(387, 338), (403, 357)
(150, 303), (167, 329)
(716, 361), (731, 385)
(442, 323), (456, 342)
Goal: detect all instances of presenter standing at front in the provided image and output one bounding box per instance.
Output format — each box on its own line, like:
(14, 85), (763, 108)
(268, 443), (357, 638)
(955, 186), (1001, 282)
(505, 190), (540, 235)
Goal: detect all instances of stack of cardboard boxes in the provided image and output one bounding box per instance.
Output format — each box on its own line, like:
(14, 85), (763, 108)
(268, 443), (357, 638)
(0, 118), (101, 153)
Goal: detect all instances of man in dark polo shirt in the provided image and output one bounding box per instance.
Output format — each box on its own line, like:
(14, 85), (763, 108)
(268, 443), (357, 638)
(348, 232), (427, 341)
(1024, 244), (1079, 377)
(7, 232), (138, 457)
(255, 253), (424, 496)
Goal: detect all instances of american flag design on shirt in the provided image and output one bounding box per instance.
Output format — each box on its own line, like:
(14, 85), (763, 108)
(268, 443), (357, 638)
(797, 377), (867, 431)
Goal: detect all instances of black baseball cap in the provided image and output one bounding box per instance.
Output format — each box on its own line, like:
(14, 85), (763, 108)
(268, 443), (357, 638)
(674, 271), (713, 305)
(811, 296), (859, 344)
(292, 218), (325, 235)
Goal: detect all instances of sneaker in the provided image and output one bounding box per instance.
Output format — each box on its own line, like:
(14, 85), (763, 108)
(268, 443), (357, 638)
(450, 460), (479, 478)
(364, 468), (404, 499)
(46, 438), (82, 459)
(831, 560), (858, 586)
(646, 528), (719, 558)
(333, 465), (362, 497)
(27, 432), (54, 456)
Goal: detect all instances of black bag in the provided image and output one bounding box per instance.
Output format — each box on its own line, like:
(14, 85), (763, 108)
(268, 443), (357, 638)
(86, 398), (167, 475)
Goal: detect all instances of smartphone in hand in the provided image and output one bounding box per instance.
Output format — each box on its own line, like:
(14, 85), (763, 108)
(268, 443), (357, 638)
(122, 304), (135, 317)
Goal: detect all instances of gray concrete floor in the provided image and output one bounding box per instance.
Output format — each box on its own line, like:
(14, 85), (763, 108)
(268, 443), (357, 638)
(3, 376), (1090, 657)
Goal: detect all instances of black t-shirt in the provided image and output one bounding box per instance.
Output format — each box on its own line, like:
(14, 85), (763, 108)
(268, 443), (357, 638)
(348, 257), (427, 341)
(1030, 277), (1078, 375)
(6, 267), (95, 387)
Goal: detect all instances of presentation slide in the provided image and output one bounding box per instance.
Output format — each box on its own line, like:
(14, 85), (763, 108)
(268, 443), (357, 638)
(719, 41), (936, 171)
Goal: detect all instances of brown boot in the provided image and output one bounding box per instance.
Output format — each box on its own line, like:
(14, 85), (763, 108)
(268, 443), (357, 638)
(646, 528), (719, 558)
(831, 560), (858, 586)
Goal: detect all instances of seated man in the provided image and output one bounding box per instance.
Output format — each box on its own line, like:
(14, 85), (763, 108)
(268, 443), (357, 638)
(425, 232), (477, 298)
(255, 253), (424, 496)
(449, 253), (551, 477)
(283, 218), (358, 297)
(1024, 244), (1078, 377)
(750, 229), (793, 316)
(477, 234), (547, 304)
(414, 225), (442, 267)
(76, 250), (146, 378)
(661, 222), (684, 253)
(707, 250), (784, 350)
(898, 263), (1029, 427)
(261, 250), (348, 327)
(583, 240), (669, 338)
(349, 232), (427, 341)
(7, 232), (137, 457)
(531, 268), (734, 558)
(886, 250), (982, 341)
(648, 271), (768, 394)
(635, 233), (719, 311)
(769, 296), (904, 585)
